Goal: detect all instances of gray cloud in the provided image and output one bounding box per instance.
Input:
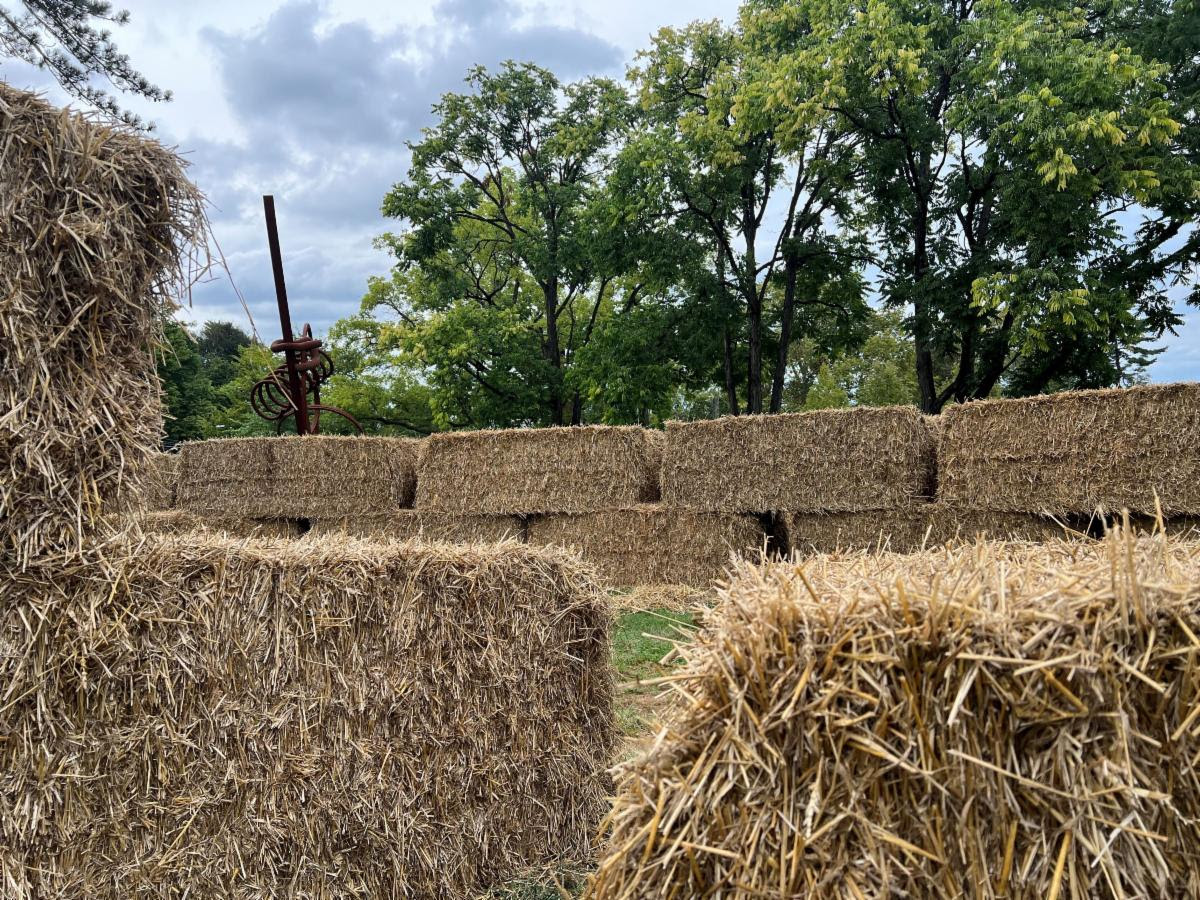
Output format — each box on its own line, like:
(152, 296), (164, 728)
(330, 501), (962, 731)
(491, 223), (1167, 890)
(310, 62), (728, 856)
(180, 0), (623, 336)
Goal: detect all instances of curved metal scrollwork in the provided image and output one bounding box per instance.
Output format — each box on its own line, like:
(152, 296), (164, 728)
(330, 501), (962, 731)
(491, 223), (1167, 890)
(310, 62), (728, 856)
(250, 324), (363, 435)
(249, 195), (364, 436)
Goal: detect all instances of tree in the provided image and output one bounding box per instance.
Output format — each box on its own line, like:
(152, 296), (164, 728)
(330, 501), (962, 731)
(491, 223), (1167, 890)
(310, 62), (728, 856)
(157, 321), (213, 446)
(375, 62), (642, 428)
(798, 310), (922, 410)
(195, 321), (253, 390)
(744, 0), (1196, 412)
(621, 19), (866, 414)
(0, 1), (169, 128)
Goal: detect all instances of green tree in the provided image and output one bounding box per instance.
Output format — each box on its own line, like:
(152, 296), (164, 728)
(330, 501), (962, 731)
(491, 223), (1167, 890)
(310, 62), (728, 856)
(798, 310), (921, 410)
(195, 321), (253, 390)
(0, 1), (169, 128)
(620, 19), (866, 414)
(375, 62), (642, 428)
(743, 0), (1196, 411)
(157, 321), (213, 446)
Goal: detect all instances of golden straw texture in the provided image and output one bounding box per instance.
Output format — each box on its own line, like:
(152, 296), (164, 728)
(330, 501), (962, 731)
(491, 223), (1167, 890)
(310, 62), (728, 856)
(589, 530), (1200, 898)
(529, 507), (764, 588)
(177, 435), (419, 519)
(309, 510), (525, 543)
(0, 84), (206, 565)
(416, 426), (663, 514)
(136, 509), (305, 538)
(1, 531), (614, 898)
(939, 383), (1200, 515)
(661, 407), (935, 513)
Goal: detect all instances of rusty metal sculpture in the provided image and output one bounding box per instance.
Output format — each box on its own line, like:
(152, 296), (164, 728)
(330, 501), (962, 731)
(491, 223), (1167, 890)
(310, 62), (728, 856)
(250, 195), (363, 436)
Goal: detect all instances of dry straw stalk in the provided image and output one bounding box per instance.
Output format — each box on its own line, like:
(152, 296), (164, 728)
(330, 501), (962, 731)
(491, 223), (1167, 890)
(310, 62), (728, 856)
(2, 530), (614, 898)
(529, 506), (764, 588)
(308, 510), (525, 543)
(661, 407), (935, 513)
(416, 426), (663, 514)
(589, 529), (1200, 898)
(0, 84), (206, 565)
(177, 435), (419, 519)
(938, 383), (1200, 516)
(136, 509), (305, 538)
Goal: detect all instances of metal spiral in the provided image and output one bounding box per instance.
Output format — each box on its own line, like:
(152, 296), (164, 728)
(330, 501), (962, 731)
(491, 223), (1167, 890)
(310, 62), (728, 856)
(250, 322), (364, 435)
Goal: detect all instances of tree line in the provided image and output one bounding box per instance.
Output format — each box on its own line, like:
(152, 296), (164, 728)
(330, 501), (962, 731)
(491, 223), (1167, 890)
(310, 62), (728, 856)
(162, 0), (1198, 439)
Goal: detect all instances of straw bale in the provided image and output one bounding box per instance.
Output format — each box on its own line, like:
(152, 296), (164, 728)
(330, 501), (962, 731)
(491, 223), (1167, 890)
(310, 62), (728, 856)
(177, 435), (419, 519)
(661, 406), (935, 513)
(143, 452), (180, 511)
(589, 530), (1200, 898)
(416, 426), (663, 514)
(529, 507), (764, 588)
(309, 510), (524, 543)
(611, 584), (712, 613)
(0, 84), (206, 565)
(136, 509), (304, 538)
(1, 531), (613, 898)
(939, 383), (1200, 515)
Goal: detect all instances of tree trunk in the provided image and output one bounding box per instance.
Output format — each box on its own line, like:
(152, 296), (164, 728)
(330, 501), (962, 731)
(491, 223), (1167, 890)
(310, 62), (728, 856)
(723, 327), (740, 417)
(543, 277), (563, 425)
(769, 242), (800, 413)
(911, 201), (939, 413)
(743, 205), (763, 415)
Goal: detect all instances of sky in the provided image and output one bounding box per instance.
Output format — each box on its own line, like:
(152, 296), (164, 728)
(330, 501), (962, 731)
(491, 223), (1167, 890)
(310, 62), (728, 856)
(1, 0), (1195, 382)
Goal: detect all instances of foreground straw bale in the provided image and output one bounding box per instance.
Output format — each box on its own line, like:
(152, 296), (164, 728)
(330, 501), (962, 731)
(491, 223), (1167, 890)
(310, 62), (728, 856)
(0, 84), (205, 563)
(177, 435), (418, 519)
(939, 383), (1200, 515)
(417, 426), (663, 514)
(661, 407), (934, 513)
(529, 507), (763, 588)
(2, 531), (613, 898)
(590, 531), (1200, 898)
(309, 510), (524, 543)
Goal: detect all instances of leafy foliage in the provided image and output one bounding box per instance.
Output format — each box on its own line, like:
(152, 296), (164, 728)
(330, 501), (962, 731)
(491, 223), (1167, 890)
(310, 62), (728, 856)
(0, 1), (169, 128)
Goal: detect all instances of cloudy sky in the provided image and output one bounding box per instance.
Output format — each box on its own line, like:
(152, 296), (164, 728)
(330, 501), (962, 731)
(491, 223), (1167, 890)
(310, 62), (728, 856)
(2, 0), (1195, 381)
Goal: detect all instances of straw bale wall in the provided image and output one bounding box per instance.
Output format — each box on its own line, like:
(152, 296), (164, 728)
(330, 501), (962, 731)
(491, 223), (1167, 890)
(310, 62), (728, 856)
(0, 84), (204, 564)
(2, 532), (613, 898)
(417, 426), (662, 514)
(529, 507), (763, 588)
(137, 509), (305, 538)
(143, 452), (180, 511)
(661, 406), (935, 513)
(590, 530), (1200, 897)
(177, 435), (419, 519)
(309, 510), (524, 543)
(939, 383), (1200, 515)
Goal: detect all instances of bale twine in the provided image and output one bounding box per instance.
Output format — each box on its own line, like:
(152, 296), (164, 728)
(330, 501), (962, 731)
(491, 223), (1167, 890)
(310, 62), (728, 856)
(589, 530), (1200, 897)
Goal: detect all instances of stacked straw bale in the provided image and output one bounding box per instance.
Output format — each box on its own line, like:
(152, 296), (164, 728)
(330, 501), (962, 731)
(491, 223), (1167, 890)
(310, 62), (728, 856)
(417, 426), (663, 514)
(3, 531), (614, 898)
(309, 510), (524, 543)
(939, 383), (1200, 516)
(779, 505), (1070, 555)
(177, 435), (419, 519)
(137, 509), (305, 538)
(529, 507), (763, 588)
(661, 406), (935, 512)
(589, 530), (1200, 898)
(0, 84), (205, 564)
(143, 452), (180, 511)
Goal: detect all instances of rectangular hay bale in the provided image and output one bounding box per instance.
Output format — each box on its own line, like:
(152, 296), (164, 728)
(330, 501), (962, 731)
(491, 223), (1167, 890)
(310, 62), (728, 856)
(137, 509), (305, 539)
(661, 407), (935, 513)
(591, 530), (1200, 897)
(528, 507), (764, 588)
(309, 510), (525, 543)
(1, 533), (613, 898)
(177, 435), (419, 519)
(938, 383), (1200, 515)
(416, 426), (663, 514)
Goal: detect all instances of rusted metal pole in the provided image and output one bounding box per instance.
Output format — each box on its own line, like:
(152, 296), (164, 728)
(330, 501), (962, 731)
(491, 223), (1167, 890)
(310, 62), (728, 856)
(262, 194), (309, 436)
